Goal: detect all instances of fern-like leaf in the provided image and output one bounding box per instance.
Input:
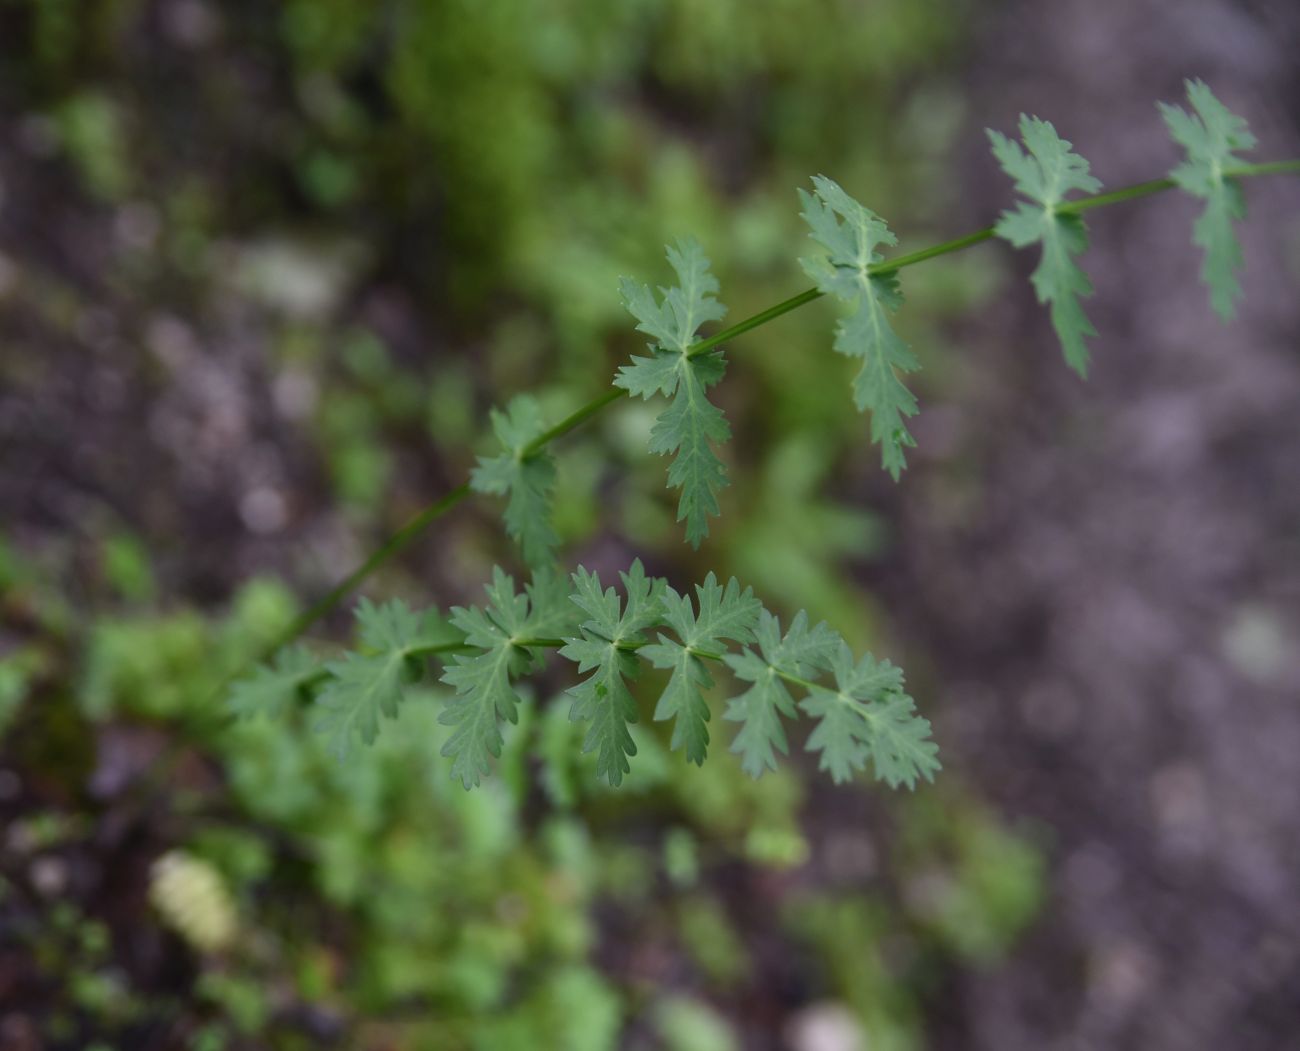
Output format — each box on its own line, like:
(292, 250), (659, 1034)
(988, 116), (1103, 376)
(642, 573), (761, 764)
(314, 599), (458, 759)
(799, 642), (939, 789)
(615, 238), (731, 548)
(470, 394), (559, 567)
(1158, 79), (1257, 320)
(799, 175), (919, 480)
(229, 645), (320, 721)
(559, 560), (665, 786)
(723, 610), (840, 778)
(439, 568), (565, 787)
(520, 566), (579, 641)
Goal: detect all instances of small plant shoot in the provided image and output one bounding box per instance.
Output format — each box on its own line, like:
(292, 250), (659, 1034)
(230, 81), (1296, 795)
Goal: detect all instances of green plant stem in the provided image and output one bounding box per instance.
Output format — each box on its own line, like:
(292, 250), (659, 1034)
(871, 226), (998, 273)
(687, 287), (823, 359)
(1055, 177), (1174, 216)
(522, 387), (628, 456)
(396, 633), (832, 705)
(264, 482), (471, 660)
(267, 159), (1300, 659)
(1227, 159), (1300, 178)
(406, 640), (474, 659)
(515, 636), (570, 649)
(562, 635), (819, 693)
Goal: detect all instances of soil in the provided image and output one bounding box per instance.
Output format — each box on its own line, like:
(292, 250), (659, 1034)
(876, 2), (1300, 1047)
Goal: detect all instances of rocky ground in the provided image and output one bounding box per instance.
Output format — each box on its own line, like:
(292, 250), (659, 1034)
(881, 1), (1300, 1046)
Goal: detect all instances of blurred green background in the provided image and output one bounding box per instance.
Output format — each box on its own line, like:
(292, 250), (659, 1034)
(2, 1), (1298, 1049)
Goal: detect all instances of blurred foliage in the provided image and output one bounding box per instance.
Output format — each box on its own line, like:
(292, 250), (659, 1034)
(0, 547), (1044, 1047)
(0, 0), (1048, 1047)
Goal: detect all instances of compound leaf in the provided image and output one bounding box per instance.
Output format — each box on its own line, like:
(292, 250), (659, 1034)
(620, 237), (728, 356)
(642, 573), (760, 764)
(470, 394), (559, 567)
(615, 238), (731, 547)
(723, 610), (840, 777)
(799, 642), (939, 789)
(799, 175), (919, 480)
(559, 560), (666, 785)
(229, 645), (320, 721)
(521, 566), (579, 640)
(988, 116), (1103, 376)
(1159, 79), (1256, 320)
(314, 652), (410, 760)
(439, 568), (554, 788)
(314, 598), (452, 759)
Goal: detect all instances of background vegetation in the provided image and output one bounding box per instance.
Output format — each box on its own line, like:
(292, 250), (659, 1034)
(1, 1), (1297, 1048)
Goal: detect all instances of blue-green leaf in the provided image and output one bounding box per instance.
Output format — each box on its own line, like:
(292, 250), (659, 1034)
(314, 599), (457, 759)
(1158, 79), (1256, 320)
(988, 116), (1103, 376)
(558, 560), (666, 785)
(799, 175), (920, 480)
(470, 394), (559, 567)
(642, 573), (761, 764)
(799, 642), (939, 789)
(616, 238), (731, 547)
(723, 610), (839, 777)
(438, 568), (563, 788)
(228, 645), (320, 721)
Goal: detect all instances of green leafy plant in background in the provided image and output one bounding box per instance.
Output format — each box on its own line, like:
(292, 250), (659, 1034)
(9, 571), (1048, 1049)
(232, 80), (1297, 796)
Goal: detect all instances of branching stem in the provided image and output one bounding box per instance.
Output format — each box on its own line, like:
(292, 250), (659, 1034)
(488, 635), (824, 698)
(266, 483), (471, 658)
(261, 159), (1300, 661)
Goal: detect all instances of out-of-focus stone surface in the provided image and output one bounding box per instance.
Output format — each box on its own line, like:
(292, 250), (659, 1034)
(884, 2), (1300, 1047)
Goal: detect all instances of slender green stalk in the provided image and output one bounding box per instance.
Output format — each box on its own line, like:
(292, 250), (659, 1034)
(687, 287), (823, 359)
(871, 226), (997, 273)
(263, 482), (472, 660)
(1227, 160), (1300, 178)
(406, 640), (475, 659)
(269, 160), (1300, 657)
(1055, 177), (1174, 216)
(506, 636), (821, 694)
(513, 636), (569, 649)
(522, 387), (627, 455)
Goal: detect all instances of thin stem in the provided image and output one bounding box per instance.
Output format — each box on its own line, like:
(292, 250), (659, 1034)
(522, 387), (627, 456)
(687, 287), (823, 359)
(406, 640), (475, 659)
(681, 644), (820, 694)
(1226, 160), (1300, 178)
(265, 159), (1300, 658)
(263, 482), (471, 661)
(770, 666), (823, 694)
(1054, 177), (1174, 216)
(407, 637), (569, 658)
(513, 636), (569, 649)
(489, 634), (826, 695)
(870, 226), (997, 273)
